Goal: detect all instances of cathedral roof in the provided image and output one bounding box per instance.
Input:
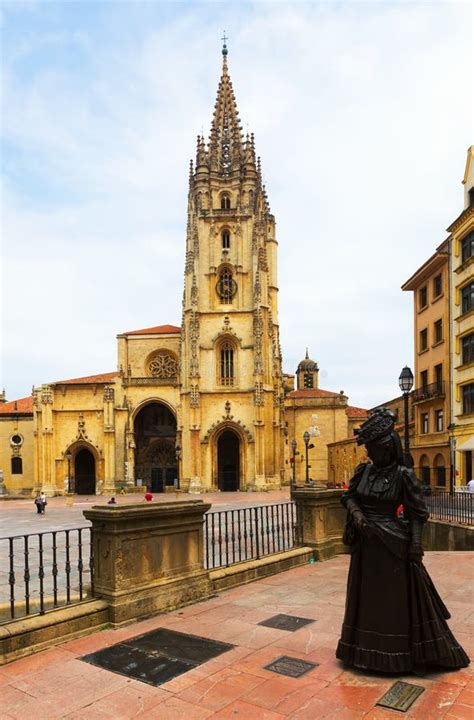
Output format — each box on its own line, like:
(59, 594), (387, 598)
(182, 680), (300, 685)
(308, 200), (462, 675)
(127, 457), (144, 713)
(288, 388), (342, 399)
(119, 324), (181, 336)
(53, 371), (119, 385)
(346, 405), (369, 418)
(0, 396), (33, 414)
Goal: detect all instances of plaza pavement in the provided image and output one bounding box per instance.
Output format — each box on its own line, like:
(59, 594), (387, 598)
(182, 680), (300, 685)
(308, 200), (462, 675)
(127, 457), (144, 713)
(0, 551), (472, 719)
(0, 490), (292, 537)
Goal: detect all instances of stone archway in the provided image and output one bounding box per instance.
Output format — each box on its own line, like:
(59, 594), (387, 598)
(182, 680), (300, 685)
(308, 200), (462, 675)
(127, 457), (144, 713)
(217, 429), (240, 491)
(75, 448), (96, 495)
(134, 402), (177, 492)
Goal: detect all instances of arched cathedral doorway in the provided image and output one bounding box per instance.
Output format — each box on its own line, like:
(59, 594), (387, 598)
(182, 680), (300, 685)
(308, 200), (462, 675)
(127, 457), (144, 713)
(217, 430), (240, 491)
(75, 448), (96, 495)
(134, 402), (177, 492)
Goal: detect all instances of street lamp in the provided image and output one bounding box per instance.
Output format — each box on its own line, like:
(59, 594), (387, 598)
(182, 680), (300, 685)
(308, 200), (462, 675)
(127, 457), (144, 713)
(175, 445), (181, 490)
(303, 432), (315, 484)
(291, 440), (297, 486)
(65, 450), (72, 494)
(399, 366), (414, 468)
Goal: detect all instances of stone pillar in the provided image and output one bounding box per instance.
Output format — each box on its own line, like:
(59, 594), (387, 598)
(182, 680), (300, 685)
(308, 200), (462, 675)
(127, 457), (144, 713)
(292, 487), (348, 561)
(83, 500), (213, 625)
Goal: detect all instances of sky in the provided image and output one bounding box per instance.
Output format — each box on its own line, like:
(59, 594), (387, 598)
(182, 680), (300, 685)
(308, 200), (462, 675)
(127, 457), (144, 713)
(1, 0), (472, 409)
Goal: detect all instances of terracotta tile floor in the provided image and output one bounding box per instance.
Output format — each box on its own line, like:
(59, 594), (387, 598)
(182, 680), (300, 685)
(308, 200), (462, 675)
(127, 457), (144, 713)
(0, 551), (472, 719)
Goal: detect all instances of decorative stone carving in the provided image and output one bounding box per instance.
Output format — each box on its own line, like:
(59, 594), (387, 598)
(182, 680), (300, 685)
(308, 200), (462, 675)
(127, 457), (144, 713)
(254, 381), (264, 406)
(185, 250), (194, 273)
(189, 310), (200, 377)
(253, 270), (261, 304)
(258, 246), (268, 271)
(224, 401), (232, 419)
(103, 386), (114, 403)
(202, 418), (255, 445)
(190, 275), (199, 307)
(148, 353), (178, 379)
(190, 384), (200, 408)
(41, 387), (53, 405)
(253, 309), (263, 375)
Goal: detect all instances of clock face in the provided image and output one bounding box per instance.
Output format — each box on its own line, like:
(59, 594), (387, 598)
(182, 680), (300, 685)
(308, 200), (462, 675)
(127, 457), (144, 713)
(216, 277), (237, 300)
(10, 434), (23, 446)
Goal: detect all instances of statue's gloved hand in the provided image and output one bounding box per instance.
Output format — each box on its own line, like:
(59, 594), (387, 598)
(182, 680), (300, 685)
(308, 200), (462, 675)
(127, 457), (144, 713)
(352, 509), (372, 536)
(408, 543), (424, 564)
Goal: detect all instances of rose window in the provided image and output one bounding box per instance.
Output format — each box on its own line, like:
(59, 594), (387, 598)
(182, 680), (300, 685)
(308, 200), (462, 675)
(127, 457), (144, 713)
(148, 353), (178, 378)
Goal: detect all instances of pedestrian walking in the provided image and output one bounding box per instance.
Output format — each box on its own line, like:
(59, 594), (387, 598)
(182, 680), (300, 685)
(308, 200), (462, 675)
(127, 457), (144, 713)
(39, 491), (47, 514)
(34, 492), (42, 514)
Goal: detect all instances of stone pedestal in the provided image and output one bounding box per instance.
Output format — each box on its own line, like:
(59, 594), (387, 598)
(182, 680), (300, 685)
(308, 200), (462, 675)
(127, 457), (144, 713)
(83, 500), (213, 625)
(292, 487), (348, 561)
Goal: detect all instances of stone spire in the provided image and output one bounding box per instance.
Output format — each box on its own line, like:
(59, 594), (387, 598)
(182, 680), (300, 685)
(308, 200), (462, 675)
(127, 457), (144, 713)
(207, 40), (244, 176)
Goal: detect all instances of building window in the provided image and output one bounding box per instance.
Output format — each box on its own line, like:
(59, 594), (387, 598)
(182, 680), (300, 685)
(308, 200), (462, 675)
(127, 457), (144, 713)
(461, 231), (474, 264)
(461, 383), (474, 415)
(222, 229), (230, 249)
(217, 267), (236, 304)
(420, 370), (428, 390)
(421, 465), (430, 486)
(461, 282), (474, 314)
(421, 413), (429, 434)
(11, 456), (23, 474)
(419, 328), (428, 352)
(434, 363), (443, 391)
(435, 409), (444, 432)
(434, 319), (443, 343)
(461, 333), (474, 365)
(220, 341), (234, 386)
(304, 373), (313, 389)
(220, 194), (231, 210)
(419, 286), (428, 310)
(433, 274), (442, 298)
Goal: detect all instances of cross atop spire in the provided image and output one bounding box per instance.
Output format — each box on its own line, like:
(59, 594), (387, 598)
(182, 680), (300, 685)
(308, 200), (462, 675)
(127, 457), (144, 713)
(221, 31), (228, 57)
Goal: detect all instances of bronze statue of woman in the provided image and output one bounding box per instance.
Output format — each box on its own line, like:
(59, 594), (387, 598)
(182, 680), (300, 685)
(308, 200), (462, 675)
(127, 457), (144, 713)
(336, 408), (470, 673)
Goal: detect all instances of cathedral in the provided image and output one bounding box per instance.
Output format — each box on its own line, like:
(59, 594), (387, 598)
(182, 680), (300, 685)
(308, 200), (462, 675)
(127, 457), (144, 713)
(0, 44), (366, 496)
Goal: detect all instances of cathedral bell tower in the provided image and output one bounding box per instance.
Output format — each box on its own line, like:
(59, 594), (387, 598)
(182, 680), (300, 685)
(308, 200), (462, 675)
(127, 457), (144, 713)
(179, 41), (285, 491)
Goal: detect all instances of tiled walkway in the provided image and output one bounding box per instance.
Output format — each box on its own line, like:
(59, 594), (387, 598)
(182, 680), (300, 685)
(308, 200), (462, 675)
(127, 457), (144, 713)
(1, 552), (473, 719)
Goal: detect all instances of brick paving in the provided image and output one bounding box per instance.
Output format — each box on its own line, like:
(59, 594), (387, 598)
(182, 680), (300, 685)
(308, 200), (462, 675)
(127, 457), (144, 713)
(0, 551), (472, 719)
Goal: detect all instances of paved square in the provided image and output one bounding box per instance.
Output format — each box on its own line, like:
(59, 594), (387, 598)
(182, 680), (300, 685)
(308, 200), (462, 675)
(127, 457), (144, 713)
(0, 552), (472, 718)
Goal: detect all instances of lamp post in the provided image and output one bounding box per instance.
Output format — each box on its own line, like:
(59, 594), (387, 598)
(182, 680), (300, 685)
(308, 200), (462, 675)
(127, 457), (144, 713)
(175, 445), (181, 490)
(399, 366), (414, 468)
(303, 432), (315, 484)
(65, 450), (72, 494)
(291, 439), (297, 486)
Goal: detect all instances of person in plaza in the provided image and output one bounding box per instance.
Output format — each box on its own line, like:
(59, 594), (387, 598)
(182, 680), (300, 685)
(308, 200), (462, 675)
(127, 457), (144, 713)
(34, 492), (43, 514)
(144, 491), (153, 502)
(336, 407), (470, 674)
(107, 496), (117, 504)
(39, 491), (47, 514)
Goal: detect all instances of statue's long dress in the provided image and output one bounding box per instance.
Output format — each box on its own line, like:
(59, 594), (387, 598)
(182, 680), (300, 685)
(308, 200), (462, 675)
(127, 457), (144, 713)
(336, 464), (470, 673)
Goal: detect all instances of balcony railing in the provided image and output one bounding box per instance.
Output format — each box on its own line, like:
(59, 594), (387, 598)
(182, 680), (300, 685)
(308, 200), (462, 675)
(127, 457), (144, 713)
(412, 381), (445, 403)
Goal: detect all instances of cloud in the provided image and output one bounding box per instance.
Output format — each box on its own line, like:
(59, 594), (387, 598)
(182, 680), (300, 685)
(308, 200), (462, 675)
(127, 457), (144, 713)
(1, 1), (472, 408)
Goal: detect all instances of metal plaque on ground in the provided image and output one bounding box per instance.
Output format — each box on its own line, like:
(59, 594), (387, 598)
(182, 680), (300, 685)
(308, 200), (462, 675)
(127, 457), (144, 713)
(258, 614), (315, 632)
(376, 682), (425, 712)
(81, 628), (235, 687)
(264, 655), (319, 678)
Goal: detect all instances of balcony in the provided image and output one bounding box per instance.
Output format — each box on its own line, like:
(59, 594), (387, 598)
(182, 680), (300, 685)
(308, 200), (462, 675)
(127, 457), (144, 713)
(412, 381), (445, 403)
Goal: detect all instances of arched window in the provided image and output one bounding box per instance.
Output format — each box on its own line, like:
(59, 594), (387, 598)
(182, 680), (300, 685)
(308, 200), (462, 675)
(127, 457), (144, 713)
(220, 341), (234, 386)
(217, 267), (236, 304)
(11, 456), (22, 475)
(222, 229), (230, 249)
(220, 194), (231, 210)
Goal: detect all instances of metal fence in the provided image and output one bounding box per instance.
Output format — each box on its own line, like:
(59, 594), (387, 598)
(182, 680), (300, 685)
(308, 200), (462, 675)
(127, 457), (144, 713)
(204, 502), (301, 570)
(0, 527), (93, 623)
(426, 492), (474, 525)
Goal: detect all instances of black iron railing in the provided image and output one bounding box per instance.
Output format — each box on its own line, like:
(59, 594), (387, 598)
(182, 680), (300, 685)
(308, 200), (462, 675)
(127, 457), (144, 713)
(1, 527), (94, 623)
(204, 502), (301, 570)
(412, 381), (445, 403)
(425, 492), (474, 525)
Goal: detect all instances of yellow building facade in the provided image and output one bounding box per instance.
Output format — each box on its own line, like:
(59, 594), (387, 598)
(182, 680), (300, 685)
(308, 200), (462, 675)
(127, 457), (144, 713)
(447, 146), (474, 485)
(0, 48), (365, 496)
(402, 243), (452, 489)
